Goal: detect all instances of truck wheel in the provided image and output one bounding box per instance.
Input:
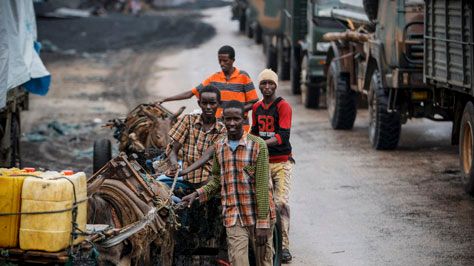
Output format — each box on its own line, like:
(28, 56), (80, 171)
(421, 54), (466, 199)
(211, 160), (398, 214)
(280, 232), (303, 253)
(326, 62), (357, 129)
(266, 43), (278, 72)
(460, 102), (474, 194)
(290, 49), (301, 95)
(93, 139), (112, 173)
(300, 56), (319, 108)
(10, 113), (21, 168)
(254, 24), (263, 44)
(272, 212), (283, 265)
(248, 212), (282, 266)
(277, 39), (290, 80)
(239, 13), (246, 32)
(363, 0), (379, 21)
(245, 15), (254, 38)
(368, 69), (401, 150)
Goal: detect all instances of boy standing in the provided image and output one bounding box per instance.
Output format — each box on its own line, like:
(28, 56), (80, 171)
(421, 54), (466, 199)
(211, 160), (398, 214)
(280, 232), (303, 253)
(251, 69), (294, 263)
(182, 101), (276, 266)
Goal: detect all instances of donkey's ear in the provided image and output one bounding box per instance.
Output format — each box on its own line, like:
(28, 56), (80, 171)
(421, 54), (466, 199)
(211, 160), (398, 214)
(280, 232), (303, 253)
(172, 106), (186, 119)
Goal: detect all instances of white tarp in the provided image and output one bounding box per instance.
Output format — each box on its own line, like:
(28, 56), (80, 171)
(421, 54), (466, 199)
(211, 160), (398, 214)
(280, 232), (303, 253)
(0, 0), (50, 108)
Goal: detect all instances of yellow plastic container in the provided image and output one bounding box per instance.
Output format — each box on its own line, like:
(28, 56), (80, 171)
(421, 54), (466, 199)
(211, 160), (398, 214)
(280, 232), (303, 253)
(19, 171), (87, 252)
(0, 168), (30, 248)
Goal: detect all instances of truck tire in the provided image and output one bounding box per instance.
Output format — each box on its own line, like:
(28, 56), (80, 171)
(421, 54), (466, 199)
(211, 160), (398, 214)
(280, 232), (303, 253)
(248, 212), (282, 266)
(245, 15), (254, 38)
(460, 102), (474, 194)
(266, 43), (278, 73)
(277, 39), (290, 80)
(239, 13), (246, 32)
(254, 24), (263, 44)
(301, 56), (319, 108)
(290, 49), (301, 95)
(363, 0), (378, 21)
(326, 62), (357, 129)
(368, 69), (401, 150)
(10, 113), (21, 168)
(93, 138), (112, 173)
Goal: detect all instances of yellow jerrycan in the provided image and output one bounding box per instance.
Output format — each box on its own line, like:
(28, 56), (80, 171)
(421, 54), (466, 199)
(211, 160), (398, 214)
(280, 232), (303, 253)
(19, 170), (87, 252)
(0, 168), (36, 248)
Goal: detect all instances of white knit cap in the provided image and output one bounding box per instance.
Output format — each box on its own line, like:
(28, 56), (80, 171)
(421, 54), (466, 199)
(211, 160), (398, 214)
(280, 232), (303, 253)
(258, 69), (278, 87)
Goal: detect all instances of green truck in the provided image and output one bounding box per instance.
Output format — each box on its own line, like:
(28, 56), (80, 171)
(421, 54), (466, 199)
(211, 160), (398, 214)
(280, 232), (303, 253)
(423, 0), (474, 194)
(233, 0), (348, 108)
(324, 0), (427, 149)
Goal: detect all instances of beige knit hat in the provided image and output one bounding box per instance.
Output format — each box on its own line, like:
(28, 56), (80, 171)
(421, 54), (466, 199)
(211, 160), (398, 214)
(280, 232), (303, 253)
(258, 69), (278, 87)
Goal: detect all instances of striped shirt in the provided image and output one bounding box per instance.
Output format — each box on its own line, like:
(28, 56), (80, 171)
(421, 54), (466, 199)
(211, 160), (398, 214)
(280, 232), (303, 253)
(167, 114), (226, 184)
(191, 67), (258, 120)
(196, 133), (276, 229)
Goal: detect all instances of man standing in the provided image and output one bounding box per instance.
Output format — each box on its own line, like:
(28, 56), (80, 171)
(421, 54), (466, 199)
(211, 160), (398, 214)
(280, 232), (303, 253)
(166, 85), (226, 186)
(182, 101), (276, 266)
(158, 45), (258, 131)
(251, 69), (294, 263)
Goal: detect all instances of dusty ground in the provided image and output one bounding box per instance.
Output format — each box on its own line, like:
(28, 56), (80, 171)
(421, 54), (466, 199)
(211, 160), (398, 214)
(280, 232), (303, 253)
(22, 4), (220, 174)
(21, 4), (474, 266)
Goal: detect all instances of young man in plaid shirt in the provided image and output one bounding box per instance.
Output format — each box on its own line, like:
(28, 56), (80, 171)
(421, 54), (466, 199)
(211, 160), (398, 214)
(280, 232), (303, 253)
(166, 85), (226, 186)
(182, 101), (276, 266)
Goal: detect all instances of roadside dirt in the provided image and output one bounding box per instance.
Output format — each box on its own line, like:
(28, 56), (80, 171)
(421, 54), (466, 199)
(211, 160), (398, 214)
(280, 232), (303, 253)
(21, 3), (225, 174)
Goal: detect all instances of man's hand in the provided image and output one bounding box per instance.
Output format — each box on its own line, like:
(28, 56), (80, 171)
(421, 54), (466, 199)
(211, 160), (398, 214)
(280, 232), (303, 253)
(154, 99), (165, 106)
(165, 163), (179, 177)
(181, 192), (198, 208)
(256, 228), (270, 246)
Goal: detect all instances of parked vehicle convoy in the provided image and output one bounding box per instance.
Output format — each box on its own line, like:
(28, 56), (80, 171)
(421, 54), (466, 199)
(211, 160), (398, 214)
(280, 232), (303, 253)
(324, 0), (427, 149)
(0, 1), (50, 168)
(423, 0), (474, 194)
(233, 0), (350, 108)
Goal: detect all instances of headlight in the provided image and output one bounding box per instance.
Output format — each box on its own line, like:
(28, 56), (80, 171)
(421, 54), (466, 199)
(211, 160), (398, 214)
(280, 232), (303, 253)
(316, 42), (330, 52)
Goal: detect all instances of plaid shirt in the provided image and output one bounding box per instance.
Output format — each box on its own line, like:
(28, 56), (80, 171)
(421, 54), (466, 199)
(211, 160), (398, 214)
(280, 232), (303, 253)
(196, 133), (276, 229)
(168, 114), (226, 184)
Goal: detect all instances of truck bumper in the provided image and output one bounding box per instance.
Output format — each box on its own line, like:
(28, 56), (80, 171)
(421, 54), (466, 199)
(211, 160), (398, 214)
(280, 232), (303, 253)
(386, 68), (427, 90)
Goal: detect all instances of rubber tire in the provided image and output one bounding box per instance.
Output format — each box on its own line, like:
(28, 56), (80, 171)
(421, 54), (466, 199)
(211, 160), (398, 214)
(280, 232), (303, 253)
(93, 139), (112, 173)
(368, 69), (401, 150)
(245, 15), (254, 38)
(277, 39), (290, 81)
(290, 48), (301, 95)
(363, 0), (379, 21)
(301, 56), (320, 108)
(239, 13), (246, 32)
(266, 43), (278, 73)
(460, 102), (474, 194)
(326, 62), (357, 129)
(272, 212), (283, 265)
(248, 212), (282, 266)
(254, 24), (263, 44)
(10, 113), (21, 168)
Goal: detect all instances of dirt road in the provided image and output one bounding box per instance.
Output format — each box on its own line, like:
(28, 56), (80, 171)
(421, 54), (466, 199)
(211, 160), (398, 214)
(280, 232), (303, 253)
(22, 4), (474, 266)
(150, 7), (474, 266)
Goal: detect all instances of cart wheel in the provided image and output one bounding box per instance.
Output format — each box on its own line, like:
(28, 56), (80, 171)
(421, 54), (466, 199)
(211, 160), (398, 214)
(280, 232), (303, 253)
(248, 212), (282, 266)
(93, 139), (112, 173)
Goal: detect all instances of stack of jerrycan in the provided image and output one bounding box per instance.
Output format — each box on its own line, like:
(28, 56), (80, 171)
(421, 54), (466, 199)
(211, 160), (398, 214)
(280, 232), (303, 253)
(20, 170), (88, 252)
(0, 169), (87, 252)
(0, 167), (36, 248)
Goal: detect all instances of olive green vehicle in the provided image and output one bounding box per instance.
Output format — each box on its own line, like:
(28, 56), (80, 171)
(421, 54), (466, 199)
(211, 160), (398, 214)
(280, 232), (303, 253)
(232, 0), (347, 109)
(324, 0), (430, 149)
(423, 0), (474, 194)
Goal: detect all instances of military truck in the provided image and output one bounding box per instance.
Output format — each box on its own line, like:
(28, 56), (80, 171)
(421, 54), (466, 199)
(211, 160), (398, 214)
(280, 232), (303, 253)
(0, 1), (50, 167)
(232, 1), (347, 108)
(324, 0), (428, 149)
(423, 0), (474, 194)
(275, 0), (348, 108)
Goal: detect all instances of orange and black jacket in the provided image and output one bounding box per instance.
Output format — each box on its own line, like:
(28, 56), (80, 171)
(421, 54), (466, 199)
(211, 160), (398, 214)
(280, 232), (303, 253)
(251, 97), (292, 163)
